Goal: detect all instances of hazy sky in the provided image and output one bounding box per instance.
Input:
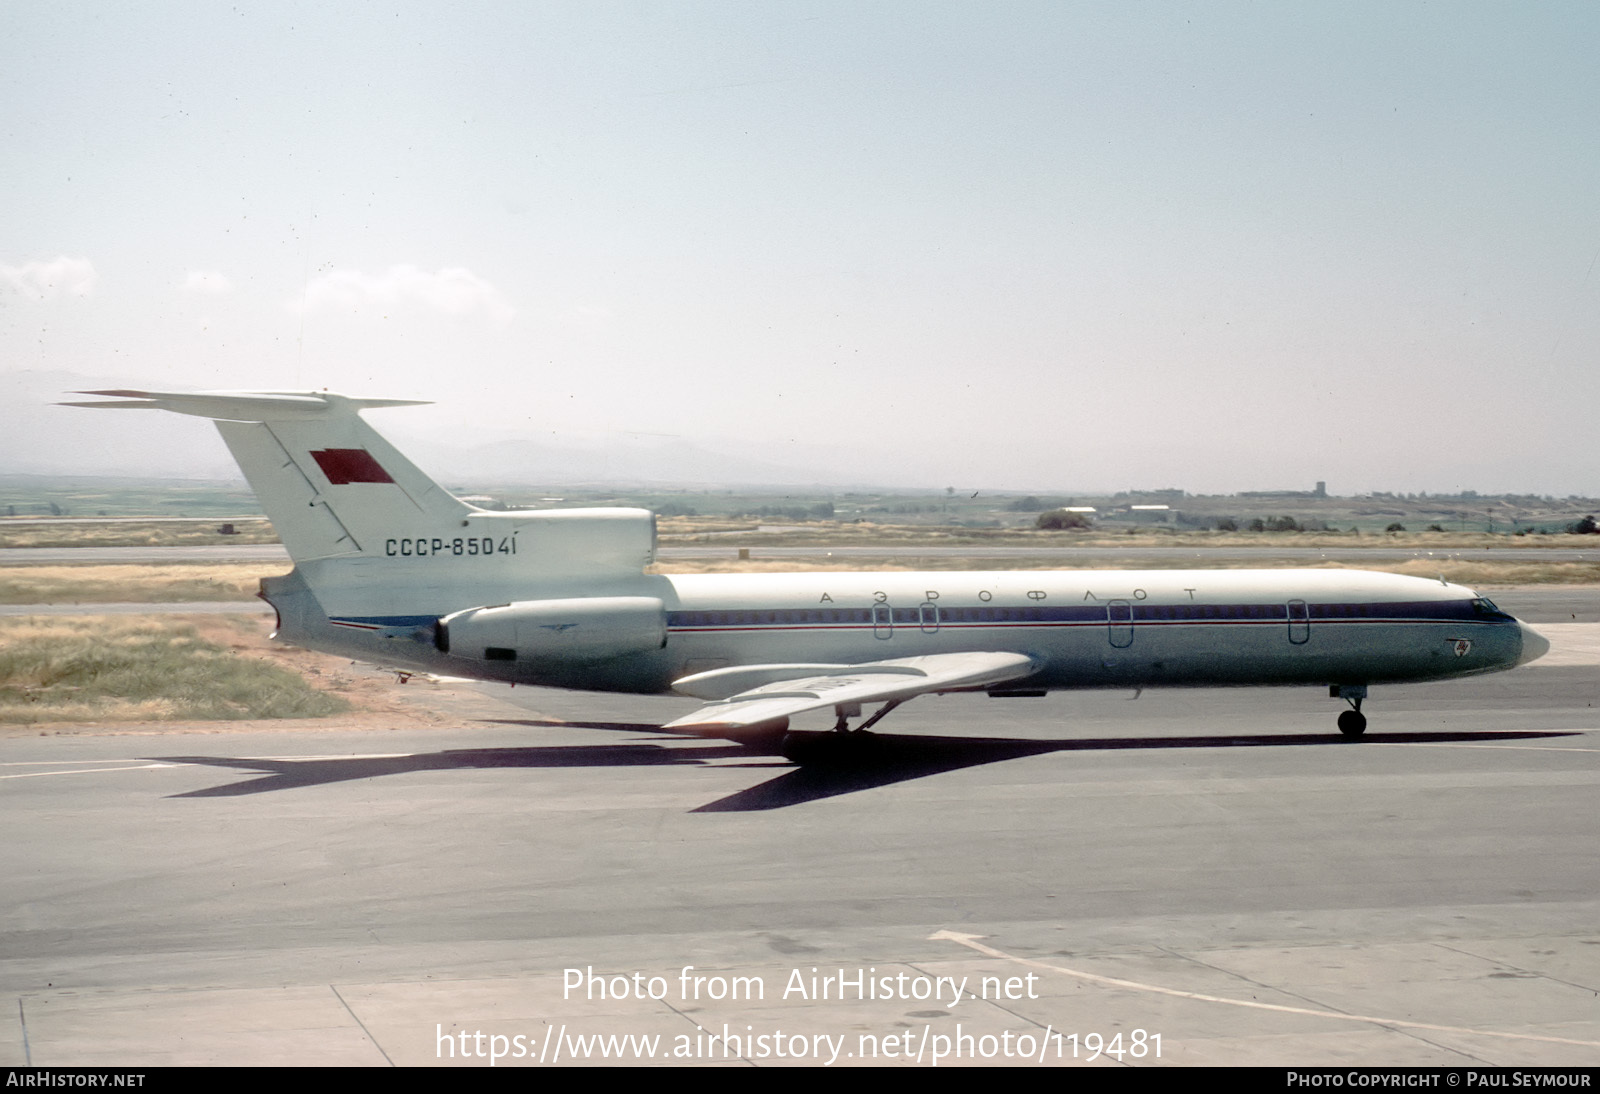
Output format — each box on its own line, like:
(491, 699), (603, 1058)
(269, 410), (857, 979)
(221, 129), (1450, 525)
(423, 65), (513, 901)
(4, 2), (1598, 494)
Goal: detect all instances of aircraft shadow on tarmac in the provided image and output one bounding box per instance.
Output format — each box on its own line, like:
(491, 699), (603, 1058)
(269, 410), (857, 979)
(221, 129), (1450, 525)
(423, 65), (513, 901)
(150, 725), (1579, 812)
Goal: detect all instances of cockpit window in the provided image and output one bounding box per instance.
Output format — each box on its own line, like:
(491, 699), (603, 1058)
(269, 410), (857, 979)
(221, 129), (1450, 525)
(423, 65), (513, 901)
(1471, 598), (1502, 615)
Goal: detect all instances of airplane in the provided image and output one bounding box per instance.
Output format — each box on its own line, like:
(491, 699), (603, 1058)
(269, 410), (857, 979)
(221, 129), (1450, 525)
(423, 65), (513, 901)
(67, 388), (1550, 758)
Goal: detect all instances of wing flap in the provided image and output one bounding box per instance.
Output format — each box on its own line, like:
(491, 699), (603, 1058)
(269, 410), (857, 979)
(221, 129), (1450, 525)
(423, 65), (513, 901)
(672, 661), (939, 700)
(663, 651), (1037, 731)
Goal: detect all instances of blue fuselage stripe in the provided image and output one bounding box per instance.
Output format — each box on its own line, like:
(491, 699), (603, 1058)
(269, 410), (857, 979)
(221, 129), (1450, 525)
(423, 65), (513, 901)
(663, 599), (1509, 632)
(331, 600), (1512, 634)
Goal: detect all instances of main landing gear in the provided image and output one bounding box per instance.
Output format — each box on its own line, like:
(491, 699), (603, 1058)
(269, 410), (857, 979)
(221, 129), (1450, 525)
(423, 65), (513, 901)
(780, 699), (906, 763)
(1331, 684), (1368, 737)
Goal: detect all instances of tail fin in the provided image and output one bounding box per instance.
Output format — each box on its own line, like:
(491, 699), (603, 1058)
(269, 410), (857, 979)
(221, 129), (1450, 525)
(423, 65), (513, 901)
(73, 388), (662, 671)
(67, 390), (658, 624)
(65, 389), (463, 562)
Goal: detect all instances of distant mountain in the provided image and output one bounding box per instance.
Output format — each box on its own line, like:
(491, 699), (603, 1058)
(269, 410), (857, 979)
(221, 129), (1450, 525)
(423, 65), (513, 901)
(1, 369), (241, 478)
(0, 368), (874, 489)
(390, 428), (850, 490)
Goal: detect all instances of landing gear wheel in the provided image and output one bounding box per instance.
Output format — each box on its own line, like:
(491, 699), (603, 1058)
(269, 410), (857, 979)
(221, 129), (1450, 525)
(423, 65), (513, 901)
(781, 731), (826, 764)
(781, 730), (877, 764)
(1337, 710), (1368, 737)
(732, 718), (790, 755)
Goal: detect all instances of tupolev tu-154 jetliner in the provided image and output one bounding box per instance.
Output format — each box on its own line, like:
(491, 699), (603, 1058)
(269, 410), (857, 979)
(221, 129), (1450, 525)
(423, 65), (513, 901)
(69, 389), (1549, 753)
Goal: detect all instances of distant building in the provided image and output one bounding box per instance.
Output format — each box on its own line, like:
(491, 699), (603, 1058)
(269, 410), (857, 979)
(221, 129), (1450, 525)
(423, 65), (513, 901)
(1127, 504), (1178, 524)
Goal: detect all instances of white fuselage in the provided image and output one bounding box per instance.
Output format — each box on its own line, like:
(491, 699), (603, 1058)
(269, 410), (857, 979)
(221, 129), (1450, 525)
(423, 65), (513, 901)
(269, 565), (1535, 695)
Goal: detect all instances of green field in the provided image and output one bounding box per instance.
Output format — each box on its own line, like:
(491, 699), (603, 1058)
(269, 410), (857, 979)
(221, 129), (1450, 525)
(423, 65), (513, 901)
(0, 475), (262, 519)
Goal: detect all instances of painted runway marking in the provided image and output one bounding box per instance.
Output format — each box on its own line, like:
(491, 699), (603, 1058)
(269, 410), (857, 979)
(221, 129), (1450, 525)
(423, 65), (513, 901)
(0, 762), (181, 780)
(931, 930), (1600, 1048)
(1397, 740), (1600, 754)
(238, 753), (416, 761)
(0, 753), (418, 780)
(0, 759), (175, 766)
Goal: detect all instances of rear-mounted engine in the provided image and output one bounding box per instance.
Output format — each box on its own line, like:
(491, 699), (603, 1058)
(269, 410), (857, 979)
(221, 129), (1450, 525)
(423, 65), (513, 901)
(435, 597), (667, 663)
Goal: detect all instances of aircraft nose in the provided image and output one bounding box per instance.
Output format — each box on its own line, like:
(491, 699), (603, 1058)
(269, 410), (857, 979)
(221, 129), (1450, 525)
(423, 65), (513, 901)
(1516, 620), (1551, 666)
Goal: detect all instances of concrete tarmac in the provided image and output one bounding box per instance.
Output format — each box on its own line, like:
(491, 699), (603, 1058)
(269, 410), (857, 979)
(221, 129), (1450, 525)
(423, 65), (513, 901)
(2, 612), (1598, 1066)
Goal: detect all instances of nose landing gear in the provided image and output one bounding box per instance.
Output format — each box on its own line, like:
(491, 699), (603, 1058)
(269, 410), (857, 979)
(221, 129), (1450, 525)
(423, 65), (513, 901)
(1331, 684), (1368, 737)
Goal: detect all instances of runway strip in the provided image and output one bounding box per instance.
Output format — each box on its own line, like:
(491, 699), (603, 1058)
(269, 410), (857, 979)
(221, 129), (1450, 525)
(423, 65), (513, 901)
(2, 595), (1597, 1067)
(932, 931), (1600, 1050)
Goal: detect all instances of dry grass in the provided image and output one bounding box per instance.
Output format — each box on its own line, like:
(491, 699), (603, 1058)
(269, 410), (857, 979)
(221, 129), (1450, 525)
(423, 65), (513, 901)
(0, 564), (269, 603)
(648, 559), (923, 575)
(656, 521), (1595, 551)
(1334, 558), (1600, 586)
(648, 557), (1600, 584)
(0, 615), (349, 724)
(0, 520), (278, 549)
(655, 518), (762, 535)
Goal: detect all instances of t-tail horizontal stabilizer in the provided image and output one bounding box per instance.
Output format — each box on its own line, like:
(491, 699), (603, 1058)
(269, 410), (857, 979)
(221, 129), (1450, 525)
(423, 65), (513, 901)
(66, 388), (660, 631)
(62, 389), (431, 420)
(66, 388), (463, 564)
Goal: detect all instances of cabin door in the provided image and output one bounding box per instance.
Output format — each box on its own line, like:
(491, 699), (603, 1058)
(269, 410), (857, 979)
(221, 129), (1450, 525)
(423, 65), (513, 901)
(1287, 599), (1310, 644)
(873, 604), (894, 640)
(1107, 599), (1134, 648)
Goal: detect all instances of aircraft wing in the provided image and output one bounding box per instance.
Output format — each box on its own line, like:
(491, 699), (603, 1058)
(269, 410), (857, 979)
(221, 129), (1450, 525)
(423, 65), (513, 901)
(662, 651), (1038, 732)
